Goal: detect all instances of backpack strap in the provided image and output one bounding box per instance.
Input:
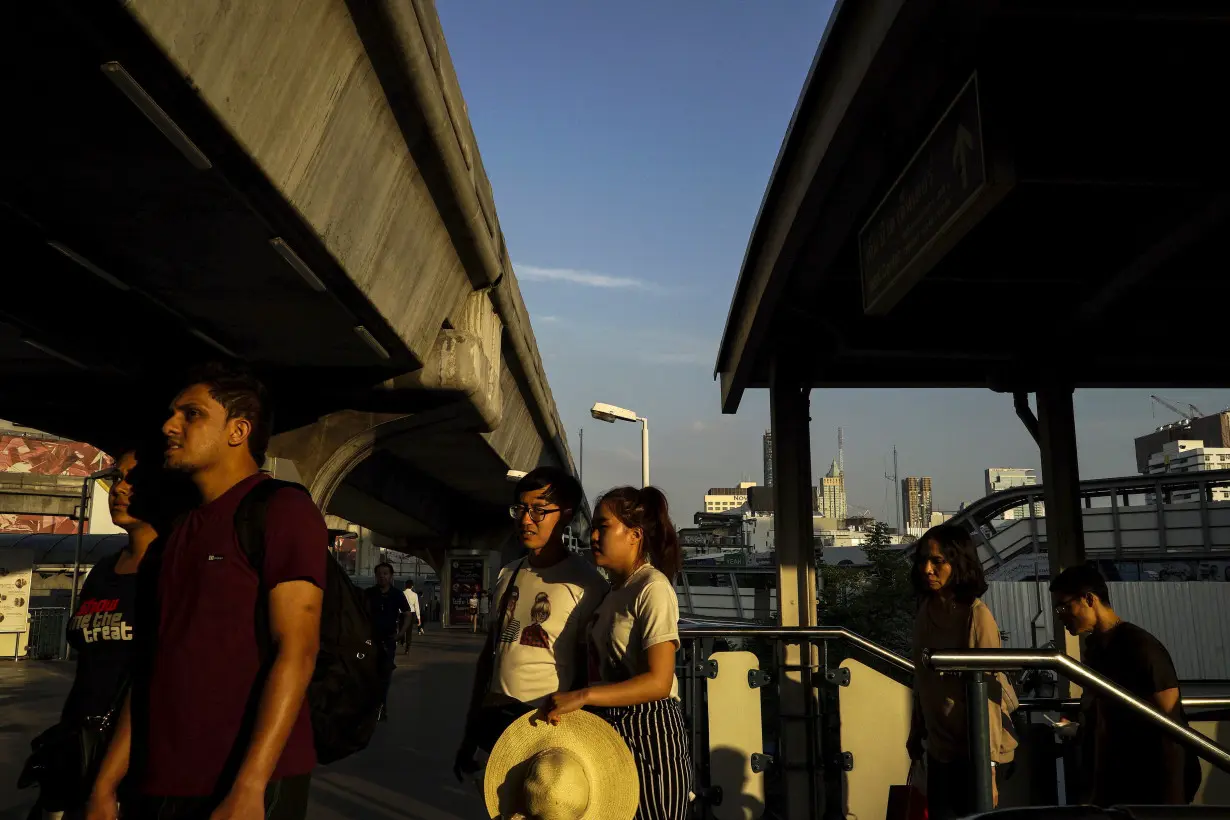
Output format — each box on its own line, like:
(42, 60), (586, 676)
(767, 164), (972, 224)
(233, 477), (312, 660)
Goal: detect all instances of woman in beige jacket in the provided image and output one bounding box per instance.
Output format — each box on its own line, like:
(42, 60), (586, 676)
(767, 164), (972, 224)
(907, 525), (1017, 818)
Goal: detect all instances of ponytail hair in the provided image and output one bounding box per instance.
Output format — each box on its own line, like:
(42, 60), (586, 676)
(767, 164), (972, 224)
(596, 486), (682, 580)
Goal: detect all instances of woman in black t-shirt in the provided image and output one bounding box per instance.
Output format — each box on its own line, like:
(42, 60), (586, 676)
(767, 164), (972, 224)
(38, 448), (167, 819)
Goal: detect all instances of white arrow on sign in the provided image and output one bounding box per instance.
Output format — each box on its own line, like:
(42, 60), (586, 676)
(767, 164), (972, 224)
(952, 124), (975, 187)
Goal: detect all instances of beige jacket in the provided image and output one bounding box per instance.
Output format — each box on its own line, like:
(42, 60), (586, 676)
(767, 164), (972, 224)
(912, 598), (1018, 764)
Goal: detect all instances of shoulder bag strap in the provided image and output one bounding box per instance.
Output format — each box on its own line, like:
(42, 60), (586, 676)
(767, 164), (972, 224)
(488, 558), (526, 678)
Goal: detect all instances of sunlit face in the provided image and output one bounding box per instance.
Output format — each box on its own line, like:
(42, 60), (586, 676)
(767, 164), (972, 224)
(108, 452), (142, 530)
(919, 540), (952, 593)
(513, 486), (565, 552)
(1053, 591), (1098, 635)
(163, 384), (246, 473)
(590, 501), (642, 574)
(375, 565), (393, 589)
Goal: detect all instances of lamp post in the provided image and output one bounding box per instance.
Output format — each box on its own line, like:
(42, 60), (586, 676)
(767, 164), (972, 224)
(590, 402), (649, 488)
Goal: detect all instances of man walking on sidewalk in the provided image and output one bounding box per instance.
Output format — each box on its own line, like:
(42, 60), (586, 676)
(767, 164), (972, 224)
(367, 563), (410, 720)
(453, 466), (607, 780)
(89, 363), (325, 820)
(402, 579), (423, 654)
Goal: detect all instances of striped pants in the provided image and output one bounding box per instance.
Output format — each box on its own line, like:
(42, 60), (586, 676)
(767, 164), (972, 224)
(596, 699), (693, 820)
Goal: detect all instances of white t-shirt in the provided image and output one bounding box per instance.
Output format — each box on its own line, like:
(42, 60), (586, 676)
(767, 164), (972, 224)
(403, 589), (421, 616)
(588, 564), (681, 700)
(487, 553), (608, 707)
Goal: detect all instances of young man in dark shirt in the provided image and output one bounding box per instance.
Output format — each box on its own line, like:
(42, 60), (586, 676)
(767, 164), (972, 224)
(88, 364), (326, 820)
(366, 561), (410, 721)
(1051, 564), (1191, 806)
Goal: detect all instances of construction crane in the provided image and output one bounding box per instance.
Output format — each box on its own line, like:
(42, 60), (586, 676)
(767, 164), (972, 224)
(1150, 395), (1204, 422)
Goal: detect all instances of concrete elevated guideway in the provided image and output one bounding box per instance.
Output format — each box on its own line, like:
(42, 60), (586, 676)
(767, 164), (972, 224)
(0, 1), (577, 570)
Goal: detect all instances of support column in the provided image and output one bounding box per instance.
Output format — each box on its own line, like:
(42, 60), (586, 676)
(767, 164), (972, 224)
(769, 354), (818, 820)
(1035, 387), (1085, 661)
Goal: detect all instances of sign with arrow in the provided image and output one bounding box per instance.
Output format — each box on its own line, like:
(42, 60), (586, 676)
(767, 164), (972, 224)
(859, 73), (988, 315)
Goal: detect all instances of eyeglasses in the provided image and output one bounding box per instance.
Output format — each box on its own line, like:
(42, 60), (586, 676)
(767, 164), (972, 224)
(509, 504), (561, 523)
(1053, 597), (1078, 616)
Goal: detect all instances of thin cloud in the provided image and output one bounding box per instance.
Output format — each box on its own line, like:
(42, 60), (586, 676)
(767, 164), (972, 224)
(517, 264), (653, 290)
(537, 315), (562, 323)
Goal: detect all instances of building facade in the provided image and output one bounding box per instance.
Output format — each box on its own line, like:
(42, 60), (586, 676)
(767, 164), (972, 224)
(819, 461), (846, 521)
(704, 481), (757, 513)
(901, 476), (933, 532)
(1146, 440), (1230, 502)
(985, 467), (1045, 520)
(763, 430), (774, 487)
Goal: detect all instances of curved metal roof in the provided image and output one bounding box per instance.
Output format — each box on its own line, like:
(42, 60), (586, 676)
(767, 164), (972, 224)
(0, 532), (128, 565)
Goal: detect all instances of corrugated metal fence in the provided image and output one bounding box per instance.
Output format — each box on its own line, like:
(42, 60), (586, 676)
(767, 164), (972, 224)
(984, 582), (1230, 679)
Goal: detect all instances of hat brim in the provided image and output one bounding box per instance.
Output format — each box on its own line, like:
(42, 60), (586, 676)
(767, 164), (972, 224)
(483, 709), (639, 820)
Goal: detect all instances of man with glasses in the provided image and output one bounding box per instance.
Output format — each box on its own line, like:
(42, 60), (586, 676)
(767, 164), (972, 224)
(1051, 564), (1196, 806)
(453, 466), (606, 780)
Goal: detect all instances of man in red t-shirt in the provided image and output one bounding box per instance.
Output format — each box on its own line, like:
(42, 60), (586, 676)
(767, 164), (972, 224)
(88, 363), (325, 820)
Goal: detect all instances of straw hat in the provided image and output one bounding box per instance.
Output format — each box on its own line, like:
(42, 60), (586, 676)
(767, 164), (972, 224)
(483, 709), (639, 820)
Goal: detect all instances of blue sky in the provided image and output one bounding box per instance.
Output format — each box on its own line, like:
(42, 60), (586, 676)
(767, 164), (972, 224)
(436, 2), (1230, 523)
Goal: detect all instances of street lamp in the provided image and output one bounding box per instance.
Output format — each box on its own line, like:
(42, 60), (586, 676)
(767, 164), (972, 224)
(590, 402), (649, 488)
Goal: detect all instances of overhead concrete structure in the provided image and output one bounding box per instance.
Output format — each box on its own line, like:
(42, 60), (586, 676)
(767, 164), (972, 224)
(1, 0), (581, 570)
(0, 475), (84, 518)
(715, 3), (1230, 817)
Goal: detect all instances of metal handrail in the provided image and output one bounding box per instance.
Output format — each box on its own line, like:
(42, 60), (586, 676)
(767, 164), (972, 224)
(951, 468), (1230, 527)
(680, 624), (915, 674)
(1019, 696), (1230, 711)
(926, 648), (1230, 774)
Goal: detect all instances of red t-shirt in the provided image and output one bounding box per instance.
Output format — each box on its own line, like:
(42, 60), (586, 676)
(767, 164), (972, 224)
(141, 474), (326, 796)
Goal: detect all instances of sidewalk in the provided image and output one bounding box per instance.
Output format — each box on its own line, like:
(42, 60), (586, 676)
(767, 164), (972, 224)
(0, 629), (489, 820)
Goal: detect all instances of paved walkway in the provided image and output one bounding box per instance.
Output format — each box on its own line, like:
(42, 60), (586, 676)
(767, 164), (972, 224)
(0, 630), (489, 820)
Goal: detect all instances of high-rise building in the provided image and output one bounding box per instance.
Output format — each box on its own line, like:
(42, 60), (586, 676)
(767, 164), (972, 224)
(704, 481), (757, 513)
(901, 476), (933, 531)
(820, 460), (846, 522)
(763, 430), (774, 487)
(984, 467), (1044, 519)
(1146, 440), (1230, 502)
(1134, 410), (1230, 473)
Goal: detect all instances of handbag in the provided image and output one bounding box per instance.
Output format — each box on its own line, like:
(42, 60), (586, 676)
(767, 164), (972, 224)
(885, 759), (927, 820)
(16, 681), (127, 811)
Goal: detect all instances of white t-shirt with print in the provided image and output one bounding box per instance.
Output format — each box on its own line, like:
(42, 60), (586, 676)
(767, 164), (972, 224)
(588, 564), (681, 700)
(487, 553), (608, 707)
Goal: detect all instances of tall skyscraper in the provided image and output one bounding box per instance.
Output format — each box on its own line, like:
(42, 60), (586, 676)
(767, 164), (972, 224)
(901, 476), (933, 531)
(820, 460), (846, 521)
(763, 430), (774, 487)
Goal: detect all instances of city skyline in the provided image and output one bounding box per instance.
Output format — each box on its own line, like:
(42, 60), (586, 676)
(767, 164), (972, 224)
(434, 4), (1230, 523)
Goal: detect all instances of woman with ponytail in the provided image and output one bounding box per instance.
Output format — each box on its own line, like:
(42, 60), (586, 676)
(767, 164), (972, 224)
(544, 486), (691, 820)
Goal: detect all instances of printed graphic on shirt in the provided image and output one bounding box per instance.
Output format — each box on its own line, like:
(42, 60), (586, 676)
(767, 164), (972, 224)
(488, 555), (607, 707)
(70, 598), (133, 643)
(499, 585), (521, 644)
(519, 592), (552, 648)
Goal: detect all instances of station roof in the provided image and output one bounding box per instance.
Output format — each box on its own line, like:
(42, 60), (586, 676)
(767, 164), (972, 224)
(716, 1), (1230, 412)
(0, 533), (128, 566)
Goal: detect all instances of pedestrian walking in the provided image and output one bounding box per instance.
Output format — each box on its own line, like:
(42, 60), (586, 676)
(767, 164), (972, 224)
(88, 363), (325, 820)
(544, 486), (692, 820)
(907, 524), (1017, 819)
(453, 467), (607, 781)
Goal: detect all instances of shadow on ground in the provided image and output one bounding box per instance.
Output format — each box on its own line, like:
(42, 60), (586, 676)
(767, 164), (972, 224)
(0, 630), (488, 820)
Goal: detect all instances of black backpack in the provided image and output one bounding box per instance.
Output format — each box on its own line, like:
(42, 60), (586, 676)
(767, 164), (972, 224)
(234, 478), (384, 765)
